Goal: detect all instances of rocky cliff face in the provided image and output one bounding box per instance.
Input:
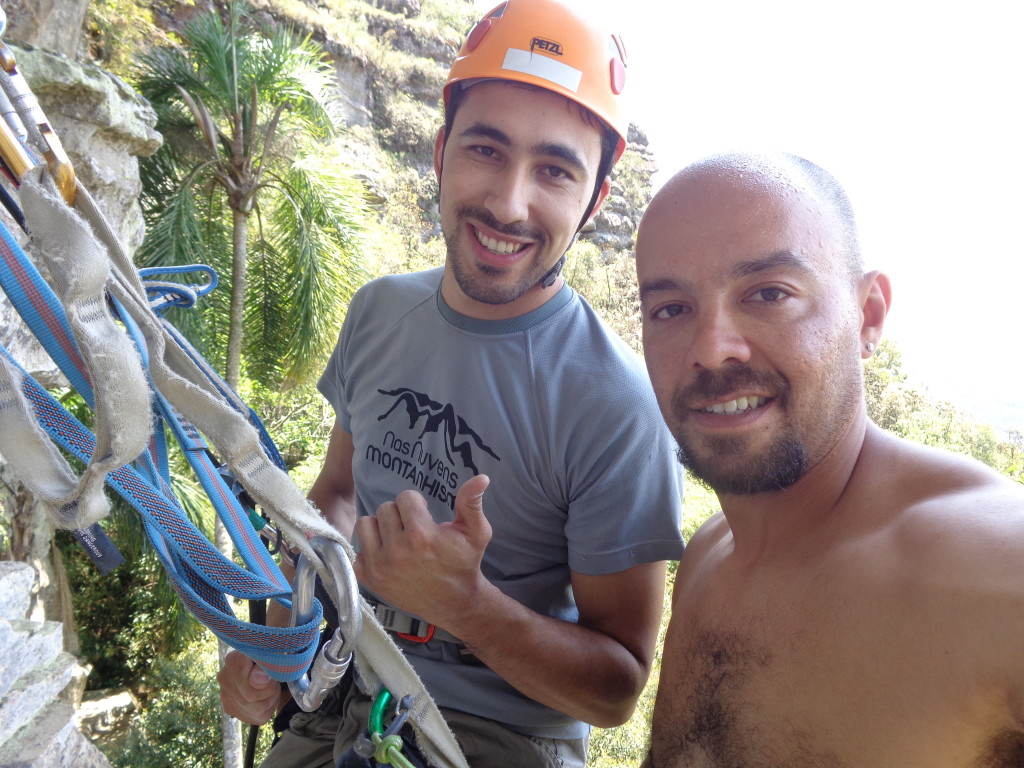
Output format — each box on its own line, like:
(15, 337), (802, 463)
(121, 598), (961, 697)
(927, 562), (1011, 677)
(0, 563), (111, 768)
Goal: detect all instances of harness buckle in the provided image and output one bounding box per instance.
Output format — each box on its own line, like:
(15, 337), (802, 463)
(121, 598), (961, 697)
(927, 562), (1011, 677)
(371, 601), (437, 643)
(397, 623), (435, 644)
(287, 536), (363, 712)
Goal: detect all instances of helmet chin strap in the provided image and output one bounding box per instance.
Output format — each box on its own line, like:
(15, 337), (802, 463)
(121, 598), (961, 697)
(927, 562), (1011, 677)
(539, 254), (566, 288)
(538, 233), (577, 288)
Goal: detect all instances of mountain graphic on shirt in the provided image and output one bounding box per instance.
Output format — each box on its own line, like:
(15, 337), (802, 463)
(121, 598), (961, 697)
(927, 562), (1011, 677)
(377, 387), (500, 475)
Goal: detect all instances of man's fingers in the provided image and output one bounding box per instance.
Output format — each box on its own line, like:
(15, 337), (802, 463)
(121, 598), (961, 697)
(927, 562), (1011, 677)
(218, 651), (282, 725)
(250, 664), (273, 689)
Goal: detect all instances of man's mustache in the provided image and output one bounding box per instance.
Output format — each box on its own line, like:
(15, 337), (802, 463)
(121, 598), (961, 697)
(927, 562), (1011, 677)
(671, 365), (789, 417)
(455, 205), (545, 243)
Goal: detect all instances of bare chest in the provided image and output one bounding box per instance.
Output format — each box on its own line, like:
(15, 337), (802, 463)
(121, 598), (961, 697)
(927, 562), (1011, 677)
(648, 572), (1020, 768)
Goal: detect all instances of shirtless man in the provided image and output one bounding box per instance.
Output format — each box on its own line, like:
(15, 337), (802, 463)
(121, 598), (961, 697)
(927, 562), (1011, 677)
(636, 152), (1024, 768)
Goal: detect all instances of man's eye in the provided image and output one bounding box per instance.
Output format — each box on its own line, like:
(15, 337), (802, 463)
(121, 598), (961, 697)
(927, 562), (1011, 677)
(651, 303), (686, 320)
(544, 165), (571, 180)
(471, 145), (497, 157)
(748, 288), (788, 302)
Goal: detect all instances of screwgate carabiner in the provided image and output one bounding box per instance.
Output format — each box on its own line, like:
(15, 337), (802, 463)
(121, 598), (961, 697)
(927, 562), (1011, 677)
(287, 536), (363, 711)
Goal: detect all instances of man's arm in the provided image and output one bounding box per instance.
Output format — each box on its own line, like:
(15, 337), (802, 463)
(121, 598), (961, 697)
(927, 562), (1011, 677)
(306, 421), (358, 539)
(218, 420), (357, 724)
(355, 476), (668, 727)
(466, 561), (667, 727)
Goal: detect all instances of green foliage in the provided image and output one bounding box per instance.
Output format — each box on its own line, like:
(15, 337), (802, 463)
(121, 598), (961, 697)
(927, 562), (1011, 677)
(375, 86), (444, 154)
(614, 147), (656, 218)
(564, 242), (643, 355)
(134, 1), (372, 389)
(58, 523), (203, 690)
(107, 636), (276, 767)
(86, 0), (170, 78)
(865, 339), (1022, 481)
(238, 379), (335, 485)
(678, 474), (721, 542)
(420, 0), (480, 42)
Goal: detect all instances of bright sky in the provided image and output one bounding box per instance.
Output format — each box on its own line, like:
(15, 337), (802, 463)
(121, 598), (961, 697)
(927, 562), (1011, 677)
(473, 0), (1024, 431)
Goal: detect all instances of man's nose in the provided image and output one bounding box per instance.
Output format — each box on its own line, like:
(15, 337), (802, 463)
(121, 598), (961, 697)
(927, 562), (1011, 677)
(689, 306), (753, 370)
(485, 166), (531, 224)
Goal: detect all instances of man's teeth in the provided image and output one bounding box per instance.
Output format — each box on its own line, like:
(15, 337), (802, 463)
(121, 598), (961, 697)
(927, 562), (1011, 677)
(704, 396), (763, 414)
(476, 230), (522, 255)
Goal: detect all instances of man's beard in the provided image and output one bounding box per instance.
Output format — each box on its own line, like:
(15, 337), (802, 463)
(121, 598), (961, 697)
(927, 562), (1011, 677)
(677, 431), (808, 496)
(669, 365), (808, 496)
(445, 205), (554, 306)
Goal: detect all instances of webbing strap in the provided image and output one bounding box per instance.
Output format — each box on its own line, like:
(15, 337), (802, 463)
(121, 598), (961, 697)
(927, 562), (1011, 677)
(3, 162), (469, 767)
(15, 169), (152, 527)
(0, 345), (322, 677)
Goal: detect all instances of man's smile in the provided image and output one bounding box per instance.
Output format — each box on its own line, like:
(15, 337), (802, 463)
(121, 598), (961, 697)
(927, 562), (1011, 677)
(701, 395), (767, 415)
(473, 225), (530, 256)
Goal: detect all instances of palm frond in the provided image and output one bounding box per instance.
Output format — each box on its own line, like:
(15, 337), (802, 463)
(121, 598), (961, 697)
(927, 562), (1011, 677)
(260, 156), (369, 384)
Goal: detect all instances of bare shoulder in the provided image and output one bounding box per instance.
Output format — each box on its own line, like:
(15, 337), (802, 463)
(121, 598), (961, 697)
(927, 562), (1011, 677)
(669, 509), (730, 610)
(867, 430), (1024, 566)
(852, 429), (1024, 730)
(869, 429), (1024, 677)
(680, 509), (730, 567)
(864, 426), (1024, 528)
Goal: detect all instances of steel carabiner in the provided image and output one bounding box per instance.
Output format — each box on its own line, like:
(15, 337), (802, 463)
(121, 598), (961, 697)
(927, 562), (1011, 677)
(287, 536), (363, 711)
(0, 7), (75, 205)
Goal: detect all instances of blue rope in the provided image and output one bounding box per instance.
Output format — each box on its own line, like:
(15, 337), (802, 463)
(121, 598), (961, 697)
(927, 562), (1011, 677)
(0, 213), (323, 682)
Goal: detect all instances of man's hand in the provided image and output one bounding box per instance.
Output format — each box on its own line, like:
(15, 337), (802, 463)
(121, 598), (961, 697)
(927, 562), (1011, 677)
(218, 649), (289, 725)
(354, 474), (492, 628)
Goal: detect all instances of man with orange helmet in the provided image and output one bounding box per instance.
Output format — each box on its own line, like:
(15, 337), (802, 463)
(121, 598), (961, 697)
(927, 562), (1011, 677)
(219, 2), (684, 765)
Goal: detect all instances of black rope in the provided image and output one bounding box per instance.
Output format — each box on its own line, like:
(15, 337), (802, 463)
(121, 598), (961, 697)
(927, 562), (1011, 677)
(0, 164), (26, 232)
(244, 595), (268, 768)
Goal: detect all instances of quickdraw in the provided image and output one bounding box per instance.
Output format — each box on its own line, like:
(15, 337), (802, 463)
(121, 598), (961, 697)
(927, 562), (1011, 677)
(0, 7), (74, 204)
(353, 688), (419, 768)
(0, 16), (468, 768)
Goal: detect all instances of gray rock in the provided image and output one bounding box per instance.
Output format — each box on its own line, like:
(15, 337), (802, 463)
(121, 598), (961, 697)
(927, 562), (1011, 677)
(0, 563), (35, 622)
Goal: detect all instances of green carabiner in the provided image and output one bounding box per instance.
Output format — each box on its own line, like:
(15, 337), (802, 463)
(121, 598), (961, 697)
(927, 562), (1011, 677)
(365, 687), (418, 768)
(369, 687), (394, 737)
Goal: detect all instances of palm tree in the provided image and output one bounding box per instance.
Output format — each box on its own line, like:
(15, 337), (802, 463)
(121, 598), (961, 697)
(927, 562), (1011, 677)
(133, 7), (369, 764)
(134, 1), (368, 391)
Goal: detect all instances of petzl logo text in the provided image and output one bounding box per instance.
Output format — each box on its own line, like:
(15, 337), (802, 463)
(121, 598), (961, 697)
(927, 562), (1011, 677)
(530, 37), (563, 55)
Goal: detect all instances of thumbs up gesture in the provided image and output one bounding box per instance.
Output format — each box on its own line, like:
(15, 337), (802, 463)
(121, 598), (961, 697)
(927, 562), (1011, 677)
(354, 475), (493, 628)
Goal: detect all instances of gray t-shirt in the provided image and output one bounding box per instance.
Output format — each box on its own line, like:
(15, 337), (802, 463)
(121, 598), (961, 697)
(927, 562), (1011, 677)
(318, 267), (684, 739)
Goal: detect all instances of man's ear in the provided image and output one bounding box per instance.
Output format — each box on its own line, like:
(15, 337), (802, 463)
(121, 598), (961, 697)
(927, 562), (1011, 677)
(584, 177), (612, 224)
(859, 270), (891, 358)
(433, 127), (446, 181)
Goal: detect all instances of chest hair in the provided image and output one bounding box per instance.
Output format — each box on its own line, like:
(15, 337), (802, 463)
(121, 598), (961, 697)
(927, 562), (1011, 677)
(659, 627), (842, 768)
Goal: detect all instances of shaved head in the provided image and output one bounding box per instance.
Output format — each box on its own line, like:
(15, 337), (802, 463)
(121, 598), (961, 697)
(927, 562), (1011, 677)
(656, 152), (863, 284)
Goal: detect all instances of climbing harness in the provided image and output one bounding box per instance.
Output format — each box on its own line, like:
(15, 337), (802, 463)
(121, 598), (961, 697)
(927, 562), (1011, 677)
(0, 19), (467, 768)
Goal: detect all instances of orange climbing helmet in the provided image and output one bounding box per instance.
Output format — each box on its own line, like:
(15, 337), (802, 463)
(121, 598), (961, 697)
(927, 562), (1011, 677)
(444, 0), (629, 163)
